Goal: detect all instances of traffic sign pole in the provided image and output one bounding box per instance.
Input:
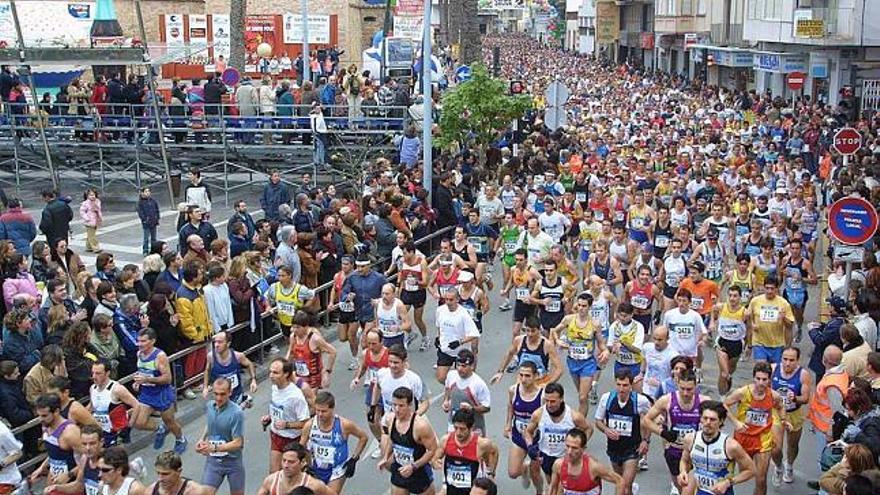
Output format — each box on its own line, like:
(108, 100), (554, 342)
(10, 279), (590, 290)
(829, 195), (878, 298)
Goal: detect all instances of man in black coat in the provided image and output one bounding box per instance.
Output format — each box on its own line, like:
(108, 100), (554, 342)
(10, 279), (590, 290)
(203, 74), (227, 115)
(39, 188), (73, 247)
(433, 172), (456, 229)
(0, 360), (38, 455)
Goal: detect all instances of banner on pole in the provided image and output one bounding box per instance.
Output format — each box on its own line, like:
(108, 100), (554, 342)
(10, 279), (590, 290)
(282, 13), (331, 44)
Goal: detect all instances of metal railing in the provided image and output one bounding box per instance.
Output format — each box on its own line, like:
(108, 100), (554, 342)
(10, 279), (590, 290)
(11, 224), (453, 471)
(0, 102), (411, 142)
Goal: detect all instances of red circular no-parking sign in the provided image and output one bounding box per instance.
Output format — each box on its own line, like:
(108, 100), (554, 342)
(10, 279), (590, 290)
(828, 197), (879, 245)
(833, 127), (862, 155)
(787, 72), (805, 91)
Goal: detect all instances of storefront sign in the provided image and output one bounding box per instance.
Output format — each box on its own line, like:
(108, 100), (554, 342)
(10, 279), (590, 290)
(595, 2), (619, 44)
(282, 14), (331, 44)
(796, 19), (825, 38)
(714, 50), (752, 67)
(684, 33), (697, 49)
(753, 53), (806, 73)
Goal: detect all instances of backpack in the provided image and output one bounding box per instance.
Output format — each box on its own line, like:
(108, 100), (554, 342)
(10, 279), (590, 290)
(348, 75), (361, 96)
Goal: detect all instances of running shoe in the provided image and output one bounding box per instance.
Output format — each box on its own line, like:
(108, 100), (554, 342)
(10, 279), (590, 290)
(419, 340), (428, 352)
(783, 462), (794, 483)
(153, 423), (168, 450)
(795, 326), (803, 343)
(173, 436), (188, 455)
(499, 301), (512, 311)
(638, 456), (648, 471)
(406, 332), (419, 348)
(348, 357), (358, 371)
(632, 482), (639, 495)
(589, 389), (598, 405)
(669, 483), (679, 495)
(520, 465), (531, 489)
(695, 368), (703, 383)
(772, 465), (783, 487)
(506, 362), (519, 373)
(129, 457), (146, 480)
(371, 445), (382, 459)
(182, 388), (197, 400)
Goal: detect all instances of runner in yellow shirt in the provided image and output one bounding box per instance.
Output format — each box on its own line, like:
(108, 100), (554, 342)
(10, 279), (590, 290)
(746, 276), (794, 364)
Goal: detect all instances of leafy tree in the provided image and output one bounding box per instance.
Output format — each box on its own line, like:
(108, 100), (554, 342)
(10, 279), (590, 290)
(437, 63), (531, 156)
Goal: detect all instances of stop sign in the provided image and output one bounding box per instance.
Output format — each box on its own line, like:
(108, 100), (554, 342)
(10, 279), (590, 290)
(787, 72), (806, 91)
(833, 127), (862, 155)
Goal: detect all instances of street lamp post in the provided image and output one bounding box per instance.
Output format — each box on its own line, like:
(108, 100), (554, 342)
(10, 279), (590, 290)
(301, 0), (311, 84)
(422, 0), (432, 202)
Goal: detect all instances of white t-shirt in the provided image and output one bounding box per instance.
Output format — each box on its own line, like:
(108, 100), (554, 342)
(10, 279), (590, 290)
(476, 196), (505, 224)
(538, 212), (571, 243)
(444, 370), (491, 410)
(269, 382), (311, 438)
(376, 368), (429, 412)
(435, 305), (481, 356)
(661, 308), (706, 358)
(0, 422), (22, 486)
(525, 231), (555, 267)
(642, 343), (677, 398)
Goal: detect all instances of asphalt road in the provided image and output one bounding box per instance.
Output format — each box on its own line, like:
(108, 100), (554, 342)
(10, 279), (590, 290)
(9, 189), (826, 495)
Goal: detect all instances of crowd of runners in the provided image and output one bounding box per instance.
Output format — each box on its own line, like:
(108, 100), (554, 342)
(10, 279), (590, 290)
(1, 32), (880, 495)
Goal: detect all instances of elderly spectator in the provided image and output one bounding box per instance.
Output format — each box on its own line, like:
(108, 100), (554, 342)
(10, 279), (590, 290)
(177, 205), (218, 256)
(1, 308), (41, 375)
(39, 188), (73, 247)
(0, 198), (36, 256)
(89, 313), (122, 377)
(842, 323), (873, 380)
(142, 253), (164, 291)
(275, 225), (302, 284)
(209, 239), (231, 273)
(260, 170), (291, 222)
(23, 344), (65, 405)
(183, 234), (210, 266)
(176, 261), (212, 399)
(113, 292), (147, 377)
(203, 262), (234, 333)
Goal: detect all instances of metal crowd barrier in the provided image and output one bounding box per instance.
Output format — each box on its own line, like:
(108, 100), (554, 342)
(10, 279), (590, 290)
(11, 224), (453, 471)
(0, 103), (411, 142)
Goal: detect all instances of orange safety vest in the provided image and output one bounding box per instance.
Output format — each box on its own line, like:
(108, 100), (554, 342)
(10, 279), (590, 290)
(808, 368), (850, 433)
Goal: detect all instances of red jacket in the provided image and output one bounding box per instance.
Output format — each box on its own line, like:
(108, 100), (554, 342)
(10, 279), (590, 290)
(91, 84), (108, 114)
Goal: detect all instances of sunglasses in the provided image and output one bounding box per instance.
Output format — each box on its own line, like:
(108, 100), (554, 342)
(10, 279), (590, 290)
(457, 360), (474, 367)
(98, 466), (116, 473)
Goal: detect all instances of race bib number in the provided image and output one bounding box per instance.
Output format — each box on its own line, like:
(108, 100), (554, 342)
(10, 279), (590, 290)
(85, 480), (99, 495)
(631, 217), (644, 229)
(719, 324), (742, 340)
(94, 412), (111, 432)
(446, 465), (472, 489)
(674, 324), (695, 340)
(313, 444), (336, 466)
(278, 302), (295, 316)
(759, 306), (780, 323)
(468, 237), (485, 254)
(608, 414), (633, 436)
(546, 431), (566, 450)
(439, 285), (454, 296)
(209, 438), (228, 457)
(615, 211), (625, 222)
(671, 425), (695, 445)
(690, 297), (704, 310)
(294, 360), (310, 377)
(569, 344), (591, 360)
(665, 274), (681, 287)
(393, 444), (414, 466)
(745, 408), (769, 427)
(695, 471), (721, 490)
(618, 348), (637, 364)
(631, 295), (650, 310)
(515, 287), (530, 301)
(339, 301), (355, 313)
(778, 387), (796, 411)
(655, 236), (670, 248)
(514, 417), (529, 434)
(405, 276), (419, 292)
(504, 240), (518, 253)
(224, 372), (240, 391)
(546, 299), (561, 312)
(270, 402), (284, 421)
(595, 211), (605, 222)
(576, 192), (587, 203)
(49, 459), (68, 477)
(581, 238), (593, 252)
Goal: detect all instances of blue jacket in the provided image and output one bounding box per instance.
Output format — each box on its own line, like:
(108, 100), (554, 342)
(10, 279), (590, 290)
(178, 221), (218, 255)
(0, 207), (36, 256)
(227, 211), (256, 239)
(229, 234), (252, 259)
(292, 209), (314, 233)
(277, 90), (295, 117)
(113, 308), (142, 357)
(260, 182), (291, 221)
(399, 136), (420, 167)
(2, 329), (41, 375)
(320, 84), (337, 106)
(155, 268), (183, 292)
(340, 270), (385, 322)
(0, 377), (33, 427)
(809, 316), (844, 377)
(137, 197), (160, 228)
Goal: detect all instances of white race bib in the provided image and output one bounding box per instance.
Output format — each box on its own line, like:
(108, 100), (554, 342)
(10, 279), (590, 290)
(546, 299), (561, 312)
(759, 306), (780, 323)
(745, 408), (769, 427)
(690, 297), (704, 310)
(339, 301), (355, 313)
(294, 360), (310, 377)
(446, 465), (472, 489)
(631, 294), (650, 310)
(654, 236), (670, 248)
(515, 287), (530, 301)
(674, 324), (695, 340)
(608, 414), (633, 436)
(393, 444), (414, 466)
(569, 344), (591, 360)
(313, 444), (336, 466)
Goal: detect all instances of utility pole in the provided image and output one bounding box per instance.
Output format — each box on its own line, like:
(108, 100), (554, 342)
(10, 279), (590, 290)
(422, 0), (432, 202)
(301, 0), (311, 83)
(380, 0), (393, 79)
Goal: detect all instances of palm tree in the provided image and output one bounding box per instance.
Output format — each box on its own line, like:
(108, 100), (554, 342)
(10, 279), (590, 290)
(229, 0), (246, 70)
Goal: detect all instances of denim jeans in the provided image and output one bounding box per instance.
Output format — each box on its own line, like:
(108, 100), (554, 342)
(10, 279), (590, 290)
(142, 225), (157, 255)
(313, 133), (326, 165)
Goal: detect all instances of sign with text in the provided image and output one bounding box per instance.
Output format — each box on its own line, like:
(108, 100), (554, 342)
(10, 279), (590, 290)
(282, 14), (331, 44)
(393, 15), (423, 41)
(828, 197), (878, 246)
(595, 2), (619, 44)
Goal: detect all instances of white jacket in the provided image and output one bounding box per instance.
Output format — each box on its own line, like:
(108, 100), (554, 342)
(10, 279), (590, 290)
(258, 84), (277, 114)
